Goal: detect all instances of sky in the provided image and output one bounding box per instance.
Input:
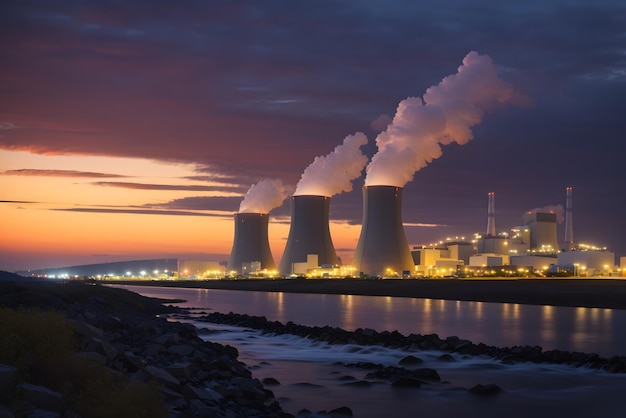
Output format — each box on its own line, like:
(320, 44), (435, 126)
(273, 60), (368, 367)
(1, 0), (625, 272)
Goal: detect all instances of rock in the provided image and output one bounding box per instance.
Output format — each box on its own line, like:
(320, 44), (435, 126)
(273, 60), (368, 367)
(361, 328), (375, 337)
(123, 351), (145, 369)
(398, 355), (423, 365)
(17, 383), (64, 413)
(166, 362), (196, 380)
(154, 333), (179, 346)
(76, 351), (107, 363)
(0, 364), (17, 401)
(411, 368), (440, 381)
(72, 320), (104, 339)
(328, 406), (353, 416)
(437, 354), (456, 362)
(145, 365), (181, 388)
(469, 383), (502, 396)
(145, 343), (163, 357)
(95, 338), (119, 361)
(26, 409), (59, 418)
(262, 377), (281, 386)
(167, 344), (195, 356)
(181, 384), (223, 402)
(341, 380), (371, 388)
(391, 377), (421, 388)
(0, 404), (14, 418)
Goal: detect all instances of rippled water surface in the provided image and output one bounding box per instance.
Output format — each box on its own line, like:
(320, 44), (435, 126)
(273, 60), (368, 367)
(112, 285), (626, 417)
(120, 285), (626, 357)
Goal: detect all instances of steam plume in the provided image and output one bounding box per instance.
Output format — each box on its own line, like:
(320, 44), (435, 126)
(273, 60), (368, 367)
(523, 205), (564, 224)
(294, 132), (368, 197)
(365, 51), (522, 186)
(238, 179), (286, 213)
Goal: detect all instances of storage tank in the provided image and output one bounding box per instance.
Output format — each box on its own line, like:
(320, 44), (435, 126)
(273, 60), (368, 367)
(352, 185), (414, 276)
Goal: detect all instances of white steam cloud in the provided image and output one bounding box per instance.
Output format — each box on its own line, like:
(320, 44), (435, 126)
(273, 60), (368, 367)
(294, 132), (368, 197)
(523, 205), (564, 224)
(365, 51), (524, 187)
(238, 178), (286, 213)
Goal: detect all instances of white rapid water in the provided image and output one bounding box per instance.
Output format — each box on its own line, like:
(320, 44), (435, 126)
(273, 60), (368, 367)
(188, 320), (626, 418)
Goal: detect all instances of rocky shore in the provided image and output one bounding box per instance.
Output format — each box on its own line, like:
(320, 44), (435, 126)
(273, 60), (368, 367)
(0, 278), (293, 418)
(193, 311), (626, 374)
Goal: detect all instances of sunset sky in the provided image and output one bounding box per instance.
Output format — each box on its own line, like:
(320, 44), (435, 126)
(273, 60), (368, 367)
(2, 1), (625, 272)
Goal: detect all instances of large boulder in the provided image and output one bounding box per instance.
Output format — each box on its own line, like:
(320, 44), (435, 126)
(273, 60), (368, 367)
(0, 364), (17, 402)
(17, 383), (63, 413)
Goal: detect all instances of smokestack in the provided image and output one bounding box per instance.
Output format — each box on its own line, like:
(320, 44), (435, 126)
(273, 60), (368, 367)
(564, 187), (574, 251)
(227, 213), (276, 275)
(278, 195), (339, 276)
(352, 186), (414, 277)
(487, 192), (496, 237)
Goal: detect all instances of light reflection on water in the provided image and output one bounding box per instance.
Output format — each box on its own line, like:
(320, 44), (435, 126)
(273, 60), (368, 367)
(119, 285), (626, 357)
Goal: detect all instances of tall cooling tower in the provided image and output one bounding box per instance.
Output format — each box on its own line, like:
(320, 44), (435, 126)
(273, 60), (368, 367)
(227, 213), (276, 274)
(352, 186), (414, 276)
(278, 195), (339, 276)
(487, 192), (496, 237)
(563, 187), (574, 251)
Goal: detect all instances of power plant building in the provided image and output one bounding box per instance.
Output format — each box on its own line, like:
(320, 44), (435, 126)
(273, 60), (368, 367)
(476, 235), (510, 255)
(278, 195), (340, 276)
(352, 186), (414, 277)
(557, 250), (615, 276)
(524, 211), (559, 253)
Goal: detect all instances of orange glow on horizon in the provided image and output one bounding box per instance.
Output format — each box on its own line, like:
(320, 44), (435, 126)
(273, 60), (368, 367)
(0, 149), (363, 271)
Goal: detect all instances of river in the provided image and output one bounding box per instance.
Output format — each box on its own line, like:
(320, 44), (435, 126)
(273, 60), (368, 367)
(115, 285), (626, 417)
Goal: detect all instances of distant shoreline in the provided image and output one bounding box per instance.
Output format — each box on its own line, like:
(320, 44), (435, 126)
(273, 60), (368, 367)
(104, 277), (626, 310)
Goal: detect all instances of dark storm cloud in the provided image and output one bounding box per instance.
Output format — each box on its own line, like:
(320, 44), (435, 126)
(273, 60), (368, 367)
(1, 0), (625, 255)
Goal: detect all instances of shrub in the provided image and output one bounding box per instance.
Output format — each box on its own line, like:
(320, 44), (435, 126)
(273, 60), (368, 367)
(0, 307), (167, 417)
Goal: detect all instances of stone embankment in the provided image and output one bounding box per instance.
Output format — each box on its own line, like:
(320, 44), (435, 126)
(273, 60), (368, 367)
(195, 311), (626, 373)
(0, 281), (293, 418)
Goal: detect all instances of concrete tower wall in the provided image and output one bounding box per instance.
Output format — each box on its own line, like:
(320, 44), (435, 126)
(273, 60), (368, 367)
(352, 186), (415, 276)
(278, 195), (339, 276)
(227, 213), (276, 274)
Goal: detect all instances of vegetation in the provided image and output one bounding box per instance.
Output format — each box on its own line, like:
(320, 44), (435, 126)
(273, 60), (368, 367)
(0, 307), (167, 418)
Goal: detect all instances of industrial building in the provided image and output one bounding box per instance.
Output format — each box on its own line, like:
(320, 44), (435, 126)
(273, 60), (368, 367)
(557, 246), (615, 276)
(21, 258), (224, 280)
(412, 188), (617, 276)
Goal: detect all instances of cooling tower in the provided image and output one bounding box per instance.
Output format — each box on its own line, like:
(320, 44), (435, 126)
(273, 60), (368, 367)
(352, 186), (415, 276)
(278, 195), (339, 276)
(487, 192), (496, 237)
(563, 187), (574, 251)
(227, 213), (276, 275)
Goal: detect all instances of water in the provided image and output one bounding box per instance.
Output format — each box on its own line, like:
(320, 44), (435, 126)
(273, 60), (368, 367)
(115, 285), (626, 417)
(121, 285), (626, 357)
